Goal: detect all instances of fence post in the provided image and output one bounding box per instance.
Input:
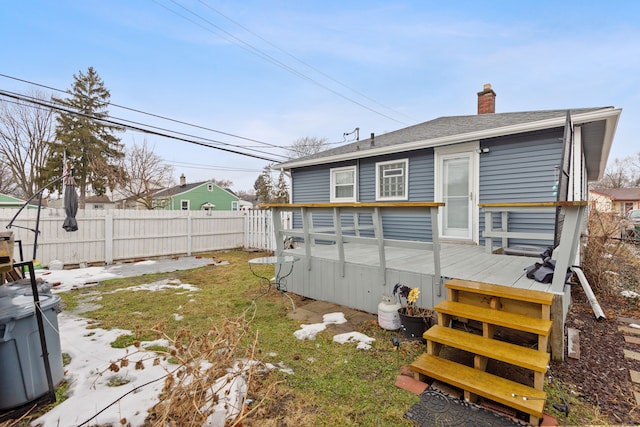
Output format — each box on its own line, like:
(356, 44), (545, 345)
(105, 214), (113, 265)
(187, 213), (192, 256)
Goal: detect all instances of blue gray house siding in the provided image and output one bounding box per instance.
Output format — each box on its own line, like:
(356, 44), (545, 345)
(291, 151), (436, 241)
(479, 128), (564, 247)
(290, 128), (563, 247)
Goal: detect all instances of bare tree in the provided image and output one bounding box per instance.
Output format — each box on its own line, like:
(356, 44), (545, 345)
(235, 189), (256, 204)
(287, 136), (328, 159)
(630, 152), (640, 186)
(596, 156), (637, 189)
(0, 161), (20, 196)
(0, 90), (55, 198)
(208, 178), (233, 189)
(118, 139), (175, 209)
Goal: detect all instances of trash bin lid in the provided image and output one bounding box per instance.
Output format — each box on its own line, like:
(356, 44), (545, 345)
(0, 285), (60, 323)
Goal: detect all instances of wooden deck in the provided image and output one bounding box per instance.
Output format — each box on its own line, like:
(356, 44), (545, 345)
(264, 201), (583, 360)
(284, 242), (548, 292)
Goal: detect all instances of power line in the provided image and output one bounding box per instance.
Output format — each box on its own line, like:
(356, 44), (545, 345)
(155, 0), (409, 126)
(0, 73), (288, 151)
(165, 160), (262, 172)
(0, 89), (284, 163)
(198, 0), (417, 123)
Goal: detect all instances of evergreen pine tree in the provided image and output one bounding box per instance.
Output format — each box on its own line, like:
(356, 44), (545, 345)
(43, 67), (125, 207)
(254, 166), (273, 205)
(273, 170), (289, 203)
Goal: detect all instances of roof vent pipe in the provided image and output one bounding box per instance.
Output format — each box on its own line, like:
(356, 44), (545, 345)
(370, 133), (375, 146)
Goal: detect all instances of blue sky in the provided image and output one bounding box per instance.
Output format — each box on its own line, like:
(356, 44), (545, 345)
(2, 1), (639, 192)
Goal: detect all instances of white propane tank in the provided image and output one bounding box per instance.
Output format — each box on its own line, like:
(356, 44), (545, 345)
(378, 294), (401, 330)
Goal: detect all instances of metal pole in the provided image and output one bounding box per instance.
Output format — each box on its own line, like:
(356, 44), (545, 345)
(32, 192), (43, 261)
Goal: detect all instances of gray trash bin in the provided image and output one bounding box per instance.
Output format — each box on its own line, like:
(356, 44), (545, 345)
(0, 284), (64, 410)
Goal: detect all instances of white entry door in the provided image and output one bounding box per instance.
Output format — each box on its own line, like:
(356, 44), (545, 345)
(436, 147), (477, 241)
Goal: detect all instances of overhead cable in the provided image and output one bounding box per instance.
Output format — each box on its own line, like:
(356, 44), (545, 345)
(155, 0), (408, 125)
(0, 73), (287, 151)
(198, 0), (417, 123)
(0, 90), (283, 163)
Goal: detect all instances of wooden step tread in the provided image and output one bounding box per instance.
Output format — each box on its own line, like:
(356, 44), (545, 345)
(411, 353), (546, 417)
(436, 300), (552, 336)
(424, 325), (550, 372)
(446, 278), (554, 306)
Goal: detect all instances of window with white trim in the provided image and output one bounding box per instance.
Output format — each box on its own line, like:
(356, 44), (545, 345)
(207, 183), (214, 191)
(330, 166), (356, 202)
(181, 200), (190, 210)
(376, 159), (408, 200)
(231, 201), (239, 211)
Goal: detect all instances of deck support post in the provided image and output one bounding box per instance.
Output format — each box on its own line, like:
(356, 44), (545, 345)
(430, 206), (442, 297)
(550, 294), (564, 361)
(373, 207), (386, 285)
(501, 211), (508, 250)
(333, 207), (345, 277)
(551, 204), (586, 293)
(484, 210), (493, 253)
(301, 207), (312, 271)
(272, 207), (284, 256)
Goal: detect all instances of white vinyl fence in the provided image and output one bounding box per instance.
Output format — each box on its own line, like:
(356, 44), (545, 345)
(0, 208), (288, 267)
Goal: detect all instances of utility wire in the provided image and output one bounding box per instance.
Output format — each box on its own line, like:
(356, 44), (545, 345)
(0, 88), (288, 161)
(198, 0), (416, 123)
(0, 89), (284, 163)
(0, 73), (287, 151)
(1, 93), (285, 170)
(156, 0), (408, 125)
(166, 160), (262, 172)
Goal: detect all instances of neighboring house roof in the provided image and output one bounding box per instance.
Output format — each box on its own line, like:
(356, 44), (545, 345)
(590, 187), (640, 201)
(154, 182), (207, 198)
(0, 193), (46, 208)
(154, 181), (239, 199)
(278, 107), (621, 181)
(85, 195), (112, 203)
(0, 193), (25, 207)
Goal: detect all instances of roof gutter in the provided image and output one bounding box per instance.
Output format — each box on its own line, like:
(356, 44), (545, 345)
(278, 107), (621, 170)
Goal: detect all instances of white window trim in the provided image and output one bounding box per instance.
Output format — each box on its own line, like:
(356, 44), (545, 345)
(231, 201), (239, 211)
(330, 166), (357, 203)
(375, 159), (409, 201)
(207, 183), (214, 192)
(181, 200), (190, 210)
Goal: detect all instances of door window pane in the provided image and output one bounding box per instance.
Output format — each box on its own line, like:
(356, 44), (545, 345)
(443, 157), (470, 233)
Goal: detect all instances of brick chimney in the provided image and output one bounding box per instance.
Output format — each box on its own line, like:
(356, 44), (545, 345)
(180, 173), (186, 186)
(477, 83), (496, 114)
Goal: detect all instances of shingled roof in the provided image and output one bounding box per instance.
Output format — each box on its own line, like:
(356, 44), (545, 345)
(278, 107), (620, 181)
(591, 187), (640, 201)
(153, 181), (206, 198)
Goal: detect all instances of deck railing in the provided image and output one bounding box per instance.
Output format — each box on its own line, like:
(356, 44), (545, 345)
(260, 202), (444, 293)
(479, 201), (588, 293)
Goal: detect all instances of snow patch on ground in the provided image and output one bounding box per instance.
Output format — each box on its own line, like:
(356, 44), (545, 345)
(293, 312), (375, 350)
(333, 332), (376, 350)
(110, 278), (200, 293)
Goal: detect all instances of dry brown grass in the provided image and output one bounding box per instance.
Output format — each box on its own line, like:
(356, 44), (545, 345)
(582, 209), (640, 295)
(139, 305), (279, 427)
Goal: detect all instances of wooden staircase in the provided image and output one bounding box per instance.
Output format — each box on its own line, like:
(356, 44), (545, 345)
(410, 278), (554, 426)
